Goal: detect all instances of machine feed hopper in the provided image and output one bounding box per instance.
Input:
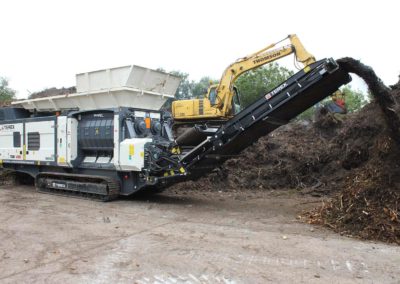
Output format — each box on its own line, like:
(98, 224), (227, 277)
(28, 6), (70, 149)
(14, 65), (181, 112)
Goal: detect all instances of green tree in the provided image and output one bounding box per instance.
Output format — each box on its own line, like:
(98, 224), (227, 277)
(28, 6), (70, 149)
(169, 72), (218, 99)
(0, 77), (16, 104)
(169, 70), (192, 100)
(296, 106), (316, 121)
(157, 69), (191, 110)
(235, 63), (294, 108)
(161, 63), (292, 110)
(296, 86), (368, 120)
(160, 69), (218, 100)
(191, 76), (218, 98)
(342, 86), (368, 113)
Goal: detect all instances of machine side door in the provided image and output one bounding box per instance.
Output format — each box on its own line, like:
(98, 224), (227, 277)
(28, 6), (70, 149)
(57, 116), (69, 166)
(0, 123), (24, 161)
(66, 117), (78, 165)
(24, 120), (56, 162)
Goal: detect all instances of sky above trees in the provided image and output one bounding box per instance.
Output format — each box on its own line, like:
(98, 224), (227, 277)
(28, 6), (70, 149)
(0, 0), (398, 98)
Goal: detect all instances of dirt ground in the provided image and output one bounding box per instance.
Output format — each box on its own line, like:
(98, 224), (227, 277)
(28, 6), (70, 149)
(0, 185), (399, 284)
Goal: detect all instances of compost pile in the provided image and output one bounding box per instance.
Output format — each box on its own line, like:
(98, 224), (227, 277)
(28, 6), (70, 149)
(181, 100), (398, 196)
(307, 59), (400, 244)
(306, 102), (400, 244)
(28, 86), (76, 99)
(178, 58), (400, 244)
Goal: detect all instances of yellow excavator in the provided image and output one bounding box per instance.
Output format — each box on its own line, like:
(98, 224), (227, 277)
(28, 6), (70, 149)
(172, 34), (316, 122)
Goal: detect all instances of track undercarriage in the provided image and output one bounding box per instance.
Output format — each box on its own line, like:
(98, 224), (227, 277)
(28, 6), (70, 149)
(35, 172), (120, 201)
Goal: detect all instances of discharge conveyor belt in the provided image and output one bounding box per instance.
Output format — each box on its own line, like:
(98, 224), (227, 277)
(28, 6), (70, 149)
(180, 58), (351, 174)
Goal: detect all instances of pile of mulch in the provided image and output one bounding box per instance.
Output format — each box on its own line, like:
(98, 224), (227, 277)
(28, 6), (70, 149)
(305, 59), (400, 244)
(28, 86), (76, 99)
(176, 58), (400, 244)
(306, 106), (400, 244)
(178, 103), (382, 195)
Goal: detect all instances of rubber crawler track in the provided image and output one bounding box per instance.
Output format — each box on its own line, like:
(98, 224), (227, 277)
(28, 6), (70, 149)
(35, 172), (120, 202)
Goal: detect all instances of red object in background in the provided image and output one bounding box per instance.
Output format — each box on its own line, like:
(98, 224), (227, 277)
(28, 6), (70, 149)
(336, 98), (345, 108)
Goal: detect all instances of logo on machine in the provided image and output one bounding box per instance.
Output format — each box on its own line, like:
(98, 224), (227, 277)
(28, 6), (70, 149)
(93, 114), (104, 118)
(265, 82), (288, 100)
(253, 51), (281, 65)
(0, 124), (15, 131)
(52, 182), (66, 189)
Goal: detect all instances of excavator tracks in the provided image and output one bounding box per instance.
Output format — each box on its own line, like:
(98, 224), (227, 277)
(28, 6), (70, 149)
(35, 172), (120, 202)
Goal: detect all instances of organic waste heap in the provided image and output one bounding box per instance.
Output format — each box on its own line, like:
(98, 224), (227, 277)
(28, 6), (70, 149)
(1, 58), (398, 244)
(307, 58), (400, 244)
(176, 58), (400, 244)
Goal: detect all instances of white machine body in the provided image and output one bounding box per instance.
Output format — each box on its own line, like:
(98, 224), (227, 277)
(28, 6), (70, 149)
(0, 115), (151, 172)
(13, 65), (181, 112)
(118, 138), (152, 171)
(1, 63), (178, 196)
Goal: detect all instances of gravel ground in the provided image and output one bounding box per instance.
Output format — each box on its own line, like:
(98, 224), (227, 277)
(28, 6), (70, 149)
(0, 185), (399, 283)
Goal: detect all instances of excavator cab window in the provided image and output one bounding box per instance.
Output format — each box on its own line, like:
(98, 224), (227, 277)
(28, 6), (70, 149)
(232, 87), (242, 114)
(209, 85), (242, 114)
(209, 87), (217, 105)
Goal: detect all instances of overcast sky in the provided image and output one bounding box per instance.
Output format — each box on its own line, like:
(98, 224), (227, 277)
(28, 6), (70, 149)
(1, 0), (399, 98)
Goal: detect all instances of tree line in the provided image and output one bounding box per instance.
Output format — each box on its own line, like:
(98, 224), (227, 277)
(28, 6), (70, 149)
(1, 63), (367, 118)
(163, 63), (367, 118)
(0, 77), (16, 106)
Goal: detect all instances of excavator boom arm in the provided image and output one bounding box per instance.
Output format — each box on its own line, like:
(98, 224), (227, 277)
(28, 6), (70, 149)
(216, 34), (315, 114)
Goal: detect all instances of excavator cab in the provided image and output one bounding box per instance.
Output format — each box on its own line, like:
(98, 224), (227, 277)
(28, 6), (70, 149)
(207, 85), (242, 116)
